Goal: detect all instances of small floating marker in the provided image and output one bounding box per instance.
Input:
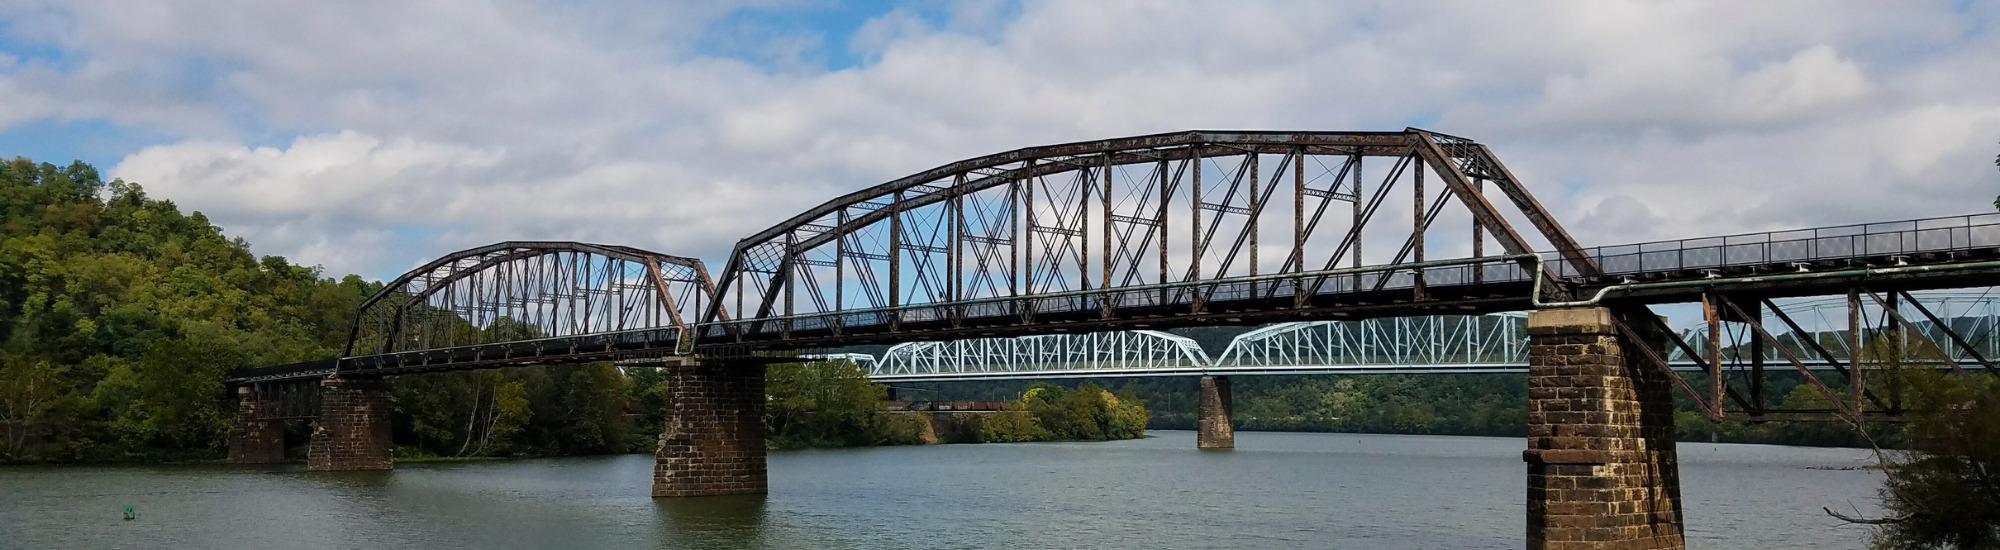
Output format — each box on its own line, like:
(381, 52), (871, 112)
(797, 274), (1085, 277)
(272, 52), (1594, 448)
(122, 506), (135, 521)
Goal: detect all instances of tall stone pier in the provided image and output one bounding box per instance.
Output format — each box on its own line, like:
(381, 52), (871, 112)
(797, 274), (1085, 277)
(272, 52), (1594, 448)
(1524, 307), (1684, 550)
(1197, 375), (1234, 449)
(228, 385), (286, 464)
(653, 359), (767, 498)
(307, 377), (394, 471)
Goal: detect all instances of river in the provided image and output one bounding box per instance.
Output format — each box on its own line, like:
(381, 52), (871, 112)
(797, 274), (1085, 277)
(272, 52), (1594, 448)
(0, 431), (1883, 549)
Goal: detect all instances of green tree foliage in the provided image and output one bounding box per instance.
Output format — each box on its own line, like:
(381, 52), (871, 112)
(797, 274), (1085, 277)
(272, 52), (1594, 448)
(1017, 382), (1150, 441)
(1858, 335), (2000, 549)
(751, 361), (1151, 449)
(765, 360), (892, 448)
(0, 157), (376, 462)
(393, 364), (632, 458)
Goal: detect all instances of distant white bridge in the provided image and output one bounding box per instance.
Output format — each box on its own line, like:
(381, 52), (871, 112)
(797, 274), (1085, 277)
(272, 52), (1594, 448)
(804, 292), (2000, 382)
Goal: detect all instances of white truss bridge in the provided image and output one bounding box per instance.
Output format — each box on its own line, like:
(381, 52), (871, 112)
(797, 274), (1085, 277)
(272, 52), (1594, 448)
(806, 292), (2000, 382)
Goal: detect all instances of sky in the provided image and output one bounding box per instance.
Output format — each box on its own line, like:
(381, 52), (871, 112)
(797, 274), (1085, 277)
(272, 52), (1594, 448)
(1, 0), (1997, 282)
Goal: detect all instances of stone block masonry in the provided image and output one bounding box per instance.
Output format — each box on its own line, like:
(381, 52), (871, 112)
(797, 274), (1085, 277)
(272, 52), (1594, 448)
(307, 377), (394, 471)
(1197, 375), (1234, 449)
(653, 359), (768, 498)
(1524, 307), (1684, 550)
(227, 386), (285, 464)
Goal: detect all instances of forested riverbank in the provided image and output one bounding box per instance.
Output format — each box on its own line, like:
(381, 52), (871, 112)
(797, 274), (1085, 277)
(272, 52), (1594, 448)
(0, 157), (1147, 464)
(900, 371), (1890, 449)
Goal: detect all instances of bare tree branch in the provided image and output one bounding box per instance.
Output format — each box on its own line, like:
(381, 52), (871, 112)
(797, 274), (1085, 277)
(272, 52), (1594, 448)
(1825, 507), (1914, 525)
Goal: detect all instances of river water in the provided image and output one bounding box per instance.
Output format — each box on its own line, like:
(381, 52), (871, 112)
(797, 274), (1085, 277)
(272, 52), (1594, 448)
(1, 431), (1883, 549)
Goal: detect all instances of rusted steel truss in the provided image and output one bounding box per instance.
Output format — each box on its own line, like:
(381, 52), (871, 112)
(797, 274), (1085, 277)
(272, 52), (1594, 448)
(702, 129), (1599, 347)
(1610, 288), (2000, 424)
(332, 242), (725, 377)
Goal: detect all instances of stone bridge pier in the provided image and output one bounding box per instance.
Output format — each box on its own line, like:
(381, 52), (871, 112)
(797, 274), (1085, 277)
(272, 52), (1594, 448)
(1197, 375), (1234, 449)
(653, 358), (767, 498)
(307, 377), (394, 471)
(1524, 307), (1684, 550)
(228, 385), (286, 464)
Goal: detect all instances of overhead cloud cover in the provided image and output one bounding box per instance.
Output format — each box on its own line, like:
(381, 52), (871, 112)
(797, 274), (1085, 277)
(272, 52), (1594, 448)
(1, 0), (1996, 279)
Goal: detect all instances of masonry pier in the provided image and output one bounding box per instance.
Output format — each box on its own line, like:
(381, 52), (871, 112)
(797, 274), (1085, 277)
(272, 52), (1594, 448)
(307, 378), (394, 471)
(1197, 375), (1234, 449)
(227, 386), (286, 464)
(653, 359), (768, 497)
(1524, 307), (1684, 550)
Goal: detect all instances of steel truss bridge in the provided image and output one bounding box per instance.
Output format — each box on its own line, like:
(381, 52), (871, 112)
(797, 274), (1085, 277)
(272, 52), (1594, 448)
(838, 291), (2000, 383)
(235, 128), (2000, 421)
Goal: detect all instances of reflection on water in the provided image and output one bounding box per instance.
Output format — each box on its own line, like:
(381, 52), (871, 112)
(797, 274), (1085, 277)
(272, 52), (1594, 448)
(0, 431), (1883, 549)
(656, 495), (769, 547)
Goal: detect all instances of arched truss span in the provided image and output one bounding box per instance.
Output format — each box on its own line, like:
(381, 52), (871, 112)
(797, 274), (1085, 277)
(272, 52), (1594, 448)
(702, 128), (1601, 348)
(871, 330), (1212, 379)
(339, 242), (722, 375)
(1212, 314), (1528, 372)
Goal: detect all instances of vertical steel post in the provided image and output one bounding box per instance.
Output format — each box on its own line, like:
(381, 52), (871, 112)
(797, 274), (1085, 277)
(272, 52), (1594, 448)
(1706, 293), (1723, 419)
(835, 209), (846, 312)
(1472, 177), (1485, 283)
(1750, 300), (1766, 416)
(1293, 147), (1305, 305)
(1849, 288), (1863, 415)
(1411, 154), (1425, 299)
(1248, 152), (1260, 287)
(1351, 154), (1363, 292)
(1101, 155), (1113, 313)
(1158, 159), (1170, 305)
(889, 191), (903, 311)
(1010, 178), (1021, 299)
(1080, 162), (1091, 292)
(1023, 164), (1036, 294)
(951, 176), (963, 303)
(1190, 146), (1203, 286)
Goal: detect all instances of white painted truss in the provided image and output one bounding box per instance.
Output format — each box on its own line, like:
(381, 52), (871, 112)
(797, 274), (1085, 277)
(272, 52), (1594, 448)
(853, 291), (2000, 381)
(1209, 314), (1527, 374)
(871, 330), (1212, 380)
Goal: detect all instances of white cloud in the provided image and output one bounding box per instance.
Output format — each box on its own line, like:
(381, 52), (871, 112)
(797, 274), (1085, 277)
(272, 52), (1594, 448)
(0, 0), (1991, 280)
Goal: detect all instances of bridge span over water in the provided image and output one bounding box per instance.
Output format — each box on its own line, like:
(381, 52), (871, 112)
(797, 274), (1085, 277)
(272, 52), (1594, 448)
(228, 128), (2000, 548)
(828, 291), (2000, 381)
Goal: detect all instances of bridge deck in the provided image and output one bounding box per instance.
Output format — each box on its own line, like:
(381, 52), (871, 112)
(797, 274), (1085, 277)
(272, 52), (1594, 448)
(232, 212), (2000, 384)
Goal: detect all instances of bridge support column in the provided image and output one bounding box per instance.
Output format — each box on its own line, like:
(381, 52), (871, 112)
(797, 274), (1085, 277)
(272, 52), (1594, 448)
(228, 386), (285, 464)
(1525, 308), (1684, 550)
(307, 378), (393, 472)
(653, 359), (766, 498)
(1197, 375), (1234, 449)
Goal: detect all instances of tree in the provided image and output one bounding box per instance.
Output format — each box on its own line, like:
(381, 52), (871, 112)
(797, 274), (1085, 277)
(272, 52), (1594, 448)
(1837, 335), (2000, 549)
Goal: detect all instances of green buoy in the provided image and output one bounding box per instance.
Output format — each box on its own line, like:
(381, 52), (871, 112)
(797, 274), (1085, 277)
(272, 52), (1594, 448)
(122, 506), (135, 521)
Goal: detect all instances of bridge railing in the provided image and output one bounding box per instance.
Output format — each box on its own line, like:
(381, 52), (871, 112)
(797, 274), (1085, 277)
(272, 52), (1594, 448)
(338, 326), (686, 375)
(1568, 212), (2000, 276)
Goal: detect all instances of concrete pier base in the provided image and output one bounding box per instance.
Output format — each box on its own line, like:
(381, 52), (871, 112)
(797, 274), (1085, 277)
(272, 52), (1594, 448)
(307, 378), (393, 471)
(227, 386), (285, 464)
(1524, 307), (1684, 550)
(653, 359), (767, 498)
(1197, 375), (1234, 449)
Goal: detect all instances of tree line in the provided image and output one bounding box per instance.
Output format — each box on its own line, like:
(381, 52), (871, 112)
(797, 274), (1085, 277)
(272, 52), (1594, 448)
(0, 156), (1146, 462)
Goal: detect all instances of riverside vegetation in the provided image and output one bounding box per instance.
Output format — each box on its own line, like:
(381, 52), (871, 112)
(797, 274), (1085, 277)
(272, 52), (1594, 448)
(0, 156), (1147, 463)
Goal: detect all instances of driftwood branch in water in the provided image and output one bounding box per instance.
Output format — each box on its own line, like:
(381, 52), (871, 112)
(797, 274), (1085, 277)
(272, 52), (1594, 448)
(1824, 507), (1915, 525)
